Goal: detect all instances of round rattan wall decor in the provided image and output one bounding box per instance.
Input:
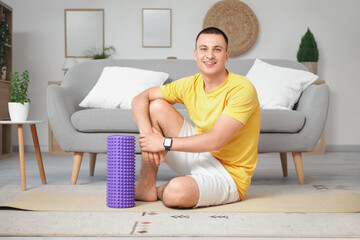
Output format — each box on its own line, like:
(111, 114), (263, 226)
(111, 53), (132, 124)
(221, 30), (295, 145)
(203, 0), (259, 57)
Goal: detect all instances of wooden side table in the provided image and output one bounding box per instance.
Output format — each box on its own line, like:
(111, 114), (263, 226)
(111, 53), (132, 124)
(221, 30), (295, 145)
(0, 120), (47, 190)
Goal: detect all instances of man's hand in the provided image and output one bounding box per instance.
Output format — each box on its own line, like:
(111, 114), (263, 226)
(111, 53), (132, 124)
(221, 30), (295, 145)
(140, 128), (167, 167)
(142, 151), (166, 167)
(139, 132), (165, 153)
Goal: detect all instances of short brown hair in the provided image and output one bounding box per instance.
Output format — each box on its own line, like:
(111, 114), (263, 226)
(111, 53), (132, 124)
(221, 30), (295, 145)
(195, 27), (229, 50)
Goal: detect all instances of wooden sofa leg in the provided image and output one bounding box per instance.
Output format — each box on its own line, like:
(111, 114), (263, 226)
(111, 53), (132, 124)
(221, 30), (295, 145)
(89, 153), (97, 176)
(279, 152), (288, 177)
(71, 152), (84, 185)
(292, 152), (305, 185)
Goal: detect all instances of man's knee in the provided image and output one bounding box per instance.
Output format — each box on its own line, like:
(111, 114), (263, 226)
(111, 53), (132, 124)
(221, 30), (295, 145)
(149, 98), (184, 137)
(162, 177), (199, 208)
(149, 99), (171, 116)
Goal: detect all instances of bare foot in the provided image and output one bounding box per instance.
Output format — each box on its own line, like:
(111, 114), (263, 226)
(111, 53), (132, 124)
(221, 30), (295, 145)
(156, 183), (169, 200)
(135, 177), (158, 202)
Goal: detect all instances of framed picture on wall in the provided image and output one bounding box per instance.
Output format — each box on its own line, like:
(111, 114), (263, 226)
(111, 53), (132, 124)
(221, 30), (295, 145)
(142, 8), (172, 48)
(65, 9), (104, 57)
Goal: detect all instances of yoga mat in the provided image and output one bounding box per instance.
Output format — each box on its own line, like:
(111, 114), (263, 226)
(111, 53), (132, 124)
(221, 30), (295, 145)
(1, 186), (360, 213)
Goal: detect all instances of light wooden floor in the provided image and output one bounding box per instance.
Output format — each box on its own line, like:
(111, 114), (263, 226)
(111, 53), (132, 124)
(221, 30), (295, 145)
(0, 151), (359, 188)
(0, 151), (359, 240)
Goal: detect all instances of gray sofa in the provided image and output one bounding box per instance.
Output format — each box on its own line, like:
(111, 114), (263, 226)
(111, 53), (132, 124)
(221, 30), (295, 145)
(47, 59), (329, 185)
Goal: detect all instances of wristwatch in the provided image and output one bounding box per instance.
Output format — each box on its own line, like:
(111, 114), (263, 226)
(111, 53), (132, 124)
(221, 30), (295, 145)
(163, 137), (173, 152)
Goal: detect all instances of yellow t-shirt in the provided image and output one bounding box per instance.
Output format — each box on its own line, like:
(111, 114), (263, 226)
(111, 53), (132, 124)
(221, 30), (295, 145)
(160, 71), (261, 199)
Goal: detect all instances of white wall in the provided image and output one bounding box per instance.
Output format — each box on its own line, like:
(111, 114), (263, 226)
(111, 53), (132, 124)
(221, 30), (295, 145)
(3, 0), (360, 150)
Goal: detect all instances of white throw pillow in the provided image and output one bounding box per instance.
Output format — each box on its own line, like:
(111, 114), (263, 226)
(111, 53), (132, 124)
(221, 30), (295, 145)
(246, 59), (318, 109)
(79, 67), (169, 109)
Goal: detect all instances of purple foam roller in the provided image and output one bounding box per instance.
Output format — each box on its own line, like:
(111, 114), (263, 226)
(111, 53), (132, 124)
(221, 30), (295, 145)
(106, 135), (136, 208)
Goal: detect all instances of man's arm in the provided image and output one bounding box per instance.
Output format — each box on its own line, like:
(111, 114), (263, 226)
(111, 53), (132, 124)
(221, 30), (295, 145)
(172, 114), (244, 152)
(139, 114), (244, 153)
(132, 86), (166, 164)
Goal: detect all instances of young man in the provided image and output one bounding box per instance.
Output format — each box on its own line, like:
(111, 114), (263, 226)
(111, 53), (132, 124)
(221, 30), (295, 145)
(131, 27), (260, 208)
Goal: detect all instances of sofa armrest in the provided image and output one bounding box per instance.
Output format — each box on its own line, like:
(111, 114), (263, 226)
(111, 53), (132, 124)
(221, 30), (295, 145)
(294, 84), (330, 151)
(47, 84), (80, 151)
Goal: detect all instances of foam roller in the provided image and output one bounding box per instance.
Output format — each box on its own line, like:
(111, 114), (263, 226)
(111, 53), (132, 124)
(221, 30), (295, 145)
(106, 135), (136, 208)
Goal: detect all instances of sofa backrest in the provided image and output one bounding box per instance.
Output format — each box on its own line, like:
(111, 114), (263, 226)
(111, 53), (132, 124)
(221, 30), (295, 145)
(63, 58), (308, 105)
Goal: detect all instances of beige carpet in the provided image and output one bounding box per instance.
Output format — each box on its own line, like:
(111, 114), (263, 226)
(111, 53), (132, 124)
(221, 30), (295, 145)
(0, 184), (360, 237)
(1, 184), (360, 213)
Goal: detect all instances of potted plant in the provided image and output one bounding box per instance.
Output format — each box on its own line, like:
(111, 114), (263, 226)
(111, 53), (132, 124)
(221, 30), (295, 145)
(297, 28), (319, 74)
(0, 15), (11, 80)
(85, 45), (116, 59)
(8, 70), (31, 121)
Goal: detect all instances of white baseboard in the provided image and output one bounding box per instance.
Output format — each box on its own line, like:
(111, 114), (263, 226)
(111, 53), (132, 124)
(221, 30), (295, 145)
(326, 145), (360, 152)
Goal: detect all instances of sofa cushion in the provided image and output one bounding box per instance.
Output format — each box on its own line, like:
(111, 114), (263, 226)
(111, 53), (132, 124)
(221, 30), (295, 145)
(71, 107), (191, 133)
(79, 67), (169, 109)
(71, 109), (138, 133)
(246, 59), (318, 110)
(72, 108), (305, 134)
(260, 109), (305, 133)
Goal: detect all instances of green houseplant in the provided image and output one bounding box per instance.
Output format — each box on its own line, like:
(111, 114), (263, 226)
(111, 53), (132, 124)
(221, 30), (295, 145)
(0, 15), (11, 79)
(8, 70), (31, 121)
(86, 45), (116, 59)
(297, 28), (319, 74)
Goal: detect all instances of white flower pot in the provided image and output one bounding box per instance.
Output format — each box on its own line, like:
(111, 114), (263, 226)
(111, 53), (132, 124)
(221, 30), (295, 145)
(8, 102), (30, 122)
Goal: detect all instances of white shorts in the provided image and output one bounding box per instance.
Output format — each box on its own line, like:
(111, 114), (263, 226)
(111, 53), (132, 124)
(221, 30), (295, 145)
(165, 119), (240, 208)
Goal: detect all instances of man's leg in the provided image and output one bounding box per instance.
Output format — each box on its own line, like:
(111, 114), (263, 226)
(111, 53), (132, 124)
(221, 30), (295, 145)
(135, 99), (185, 202)
(148, 100), (200, 208)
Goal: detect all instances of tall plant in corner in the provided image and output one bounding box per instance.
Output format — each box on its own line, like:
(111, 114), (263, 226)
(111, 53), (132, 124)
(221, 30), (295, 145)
(8, 70), (31, 121)
(0, 15), (11, 79)
(297, 28), (319, 75)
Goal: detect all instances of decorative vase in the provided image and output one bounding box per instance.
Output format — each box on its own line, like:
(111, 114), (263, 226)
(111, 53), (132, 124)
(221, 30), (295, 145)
(8, 102), (30, 122)
(300, 62), (318, 75)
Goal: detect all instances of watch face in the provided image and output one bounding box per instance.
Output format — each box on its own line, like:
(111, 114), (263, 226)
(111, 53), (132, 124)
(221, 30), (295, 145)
(164, 138), (172, 146)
